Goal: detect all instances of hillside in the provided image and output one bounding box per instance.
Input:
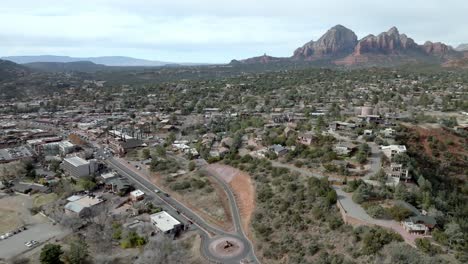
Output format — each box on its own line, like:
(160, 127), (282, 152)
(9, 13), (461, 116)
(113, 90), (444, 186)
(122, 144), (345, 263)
(24, 61), (108, 73)
(0, 59), (30, 80)
(2, 55), (171, 67)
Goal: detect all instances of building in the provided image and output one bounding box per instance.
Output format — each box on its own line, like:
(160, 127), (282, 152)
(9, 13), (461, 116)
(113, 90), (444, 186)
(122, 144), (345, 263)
(269, 144), (288, 156)
(329, 121), (357, 131)
(381, 145), (407, 159)
(61, 156), (97, 179)
(130, 189), (145, 201)
(297, 132), (315, 146)
(150, 211), (182, 234)
(105, 176), (133, 194)
(108, 130), (143, 155)
(334, 142), (357, 155)
(42, 141), (75, 156)
(402, 215), (437, 235)
(0, 146), (34, 164)
(64, 195), (104, 217)
(388, 163), (410, 182)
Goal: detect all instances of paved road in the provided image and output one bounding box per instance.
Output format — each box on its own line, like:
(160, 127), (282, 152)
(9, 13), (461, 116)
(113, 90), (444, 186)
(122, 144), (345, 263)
(201, 167), (260, 264)
(0, 222), (67, 260)
(104, 155), (258, 264)
(364, 142), (382, 179)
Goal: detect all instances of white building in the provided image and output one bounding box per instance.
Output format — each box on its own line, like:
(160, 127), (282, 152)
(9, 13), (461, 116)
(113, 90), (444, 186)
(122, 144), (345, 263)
(61, 156), (97, 179)
(130, 189), (145, 201)
(150, 211), (182, 234)
(381, 145), (407, 159)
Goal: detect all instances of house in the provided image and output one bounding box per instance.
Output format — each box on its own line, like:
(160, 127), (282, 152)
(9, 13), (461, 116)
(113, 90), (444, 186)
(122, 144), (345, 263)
(334, 142), (357, 155)
(402, 215), (437, 235)
(150, 211), (183, 234)
(382, 128), (396, 138)
(105, 177), (133, 194)
(297, 132), (315, 146)
(381, 145), (407, 159)
(64, 195), (104, 218)
(329, 121), (356, 131)
(130, 189), (144, 201)
(397, 200), (437, 235)
(61, 156), (97, 179)
(388, 163), (410, 182)
(269, 144), (288, 156)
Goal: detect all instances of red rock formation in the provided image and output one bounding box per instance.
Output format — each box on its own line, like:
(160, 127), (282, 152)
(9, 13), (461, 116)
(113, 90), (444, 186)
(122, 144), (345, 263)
(293, 25), (357, 59)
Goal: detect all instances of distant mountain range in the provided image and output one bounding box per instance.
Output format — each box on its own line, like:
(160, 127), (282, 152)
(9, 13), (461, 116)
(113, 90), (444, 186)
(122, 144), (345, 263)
(1, 55), (203, 67)
(456, 44), (468, 51)
(232, 25), (467, 67)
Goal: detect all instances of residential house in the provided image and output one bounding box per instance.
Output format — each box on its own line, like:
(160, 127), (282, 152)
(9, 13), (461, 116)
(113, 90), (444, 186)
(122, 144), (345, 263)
(388, 163), (410, 182)
(269, 144), (288, 156)
(297, 132), (315, 146)
(334, 142), (357, 155)
(381, 145), (407, 159)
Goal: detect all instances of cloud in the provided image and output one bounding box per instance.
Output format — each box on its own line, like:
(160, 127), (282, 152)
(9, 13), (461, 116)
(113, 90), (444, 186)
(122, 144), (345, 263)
(0, 0), (467, 62)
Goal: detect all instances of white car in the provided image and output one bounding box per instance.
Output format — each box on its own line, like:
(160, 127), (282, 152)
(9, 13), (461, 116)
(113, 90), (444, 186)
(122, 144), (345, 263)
(25, 240), (39, 248)
(154, 189), (160, 193)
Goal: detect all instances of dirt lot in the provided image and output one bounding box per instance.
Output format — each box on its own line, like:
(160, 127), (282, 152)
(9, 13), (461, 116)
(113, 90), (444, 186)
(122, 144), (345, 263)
(0, 194), (35, 234)
(205, 164), (256, 238)
(151, 170), (233, 231)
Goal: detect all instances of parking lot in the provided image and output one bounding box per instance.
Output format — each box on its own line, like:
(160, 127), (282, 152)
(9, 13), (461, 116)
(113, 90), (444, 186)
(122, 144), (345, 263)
(0, 222), (66, 260)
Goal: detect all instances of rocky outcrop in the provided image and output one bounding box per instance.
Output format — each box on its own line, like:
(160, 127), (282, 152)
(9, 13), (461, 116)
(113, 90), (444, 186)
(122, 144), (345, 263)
(423, 41), (459, 59)
(293, 25), (358, 59)
(353, 27), (419, 55)
(232, 25), (465, 68)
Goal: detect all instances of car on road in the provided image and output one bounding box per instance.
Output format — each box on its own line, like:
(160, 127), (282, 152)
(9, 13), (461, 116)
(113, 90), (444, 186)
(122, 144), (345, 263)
(154, 189), (160, 193)
(24, 240), (39, 248)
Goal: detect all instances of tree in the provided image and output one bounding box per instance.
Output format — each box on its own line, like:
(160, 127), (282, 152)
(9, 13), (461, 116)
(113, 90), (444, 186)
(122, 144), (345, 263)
(444, 221), (463, 249)
(415, 238), (441, 256)
(40, 244), (63, 264)
(67, 237), (89, 264)
(141, 149), (151, 160)
(78, 177), (96, 191)
(362, 227), (403, 255)
(188, 161), (195, 171)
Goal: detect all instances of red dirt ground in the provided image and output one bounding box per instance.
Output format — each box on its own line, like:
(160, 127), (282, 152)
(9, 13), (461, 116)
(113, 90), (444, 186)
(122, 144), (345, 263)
(404, 124), (467, 161)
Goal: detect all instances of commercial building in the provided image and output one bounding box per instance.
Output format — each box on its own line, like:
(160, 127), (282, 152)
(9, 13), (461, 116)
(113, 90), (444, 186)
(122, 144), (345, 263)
(150, 211), (182, 234)
(64, 195), (104, 217)
(61, 156), (97, 179)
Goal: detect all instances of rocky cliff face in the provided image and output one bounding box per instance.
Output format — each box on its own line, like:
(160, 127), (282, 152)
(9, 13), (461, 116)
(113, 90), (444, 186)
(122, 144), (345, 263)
(422, 41), (459, 58)
(353, 27), (419, 55)
(293, 25), (357, 59)
(233, 25), (465, 67)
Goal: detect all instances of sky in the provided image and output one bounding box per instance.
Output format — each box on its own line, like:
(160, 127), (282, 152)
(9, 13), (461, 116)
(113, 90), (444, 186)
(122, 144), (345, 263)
(1, 0), (467, 63)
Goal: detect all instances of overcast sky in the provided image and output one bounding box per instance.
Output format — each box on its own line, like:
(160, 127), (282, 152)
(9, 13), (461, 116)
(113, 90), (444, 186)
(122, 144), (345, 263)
(1, 0), (467, 63)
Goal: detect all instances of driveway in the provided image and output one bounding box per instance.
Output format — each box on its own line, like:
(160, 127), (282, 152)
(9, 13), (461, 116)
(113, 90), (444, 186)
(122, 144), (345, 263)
(0, 222), (67, 260)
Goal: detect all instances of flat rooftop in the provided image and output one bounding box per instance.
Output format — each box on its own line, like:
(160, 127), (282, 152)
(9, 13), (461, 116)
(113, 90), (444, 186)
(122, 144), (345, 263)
(64, 156), (89, 167)
(150, 211), (180, 232)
